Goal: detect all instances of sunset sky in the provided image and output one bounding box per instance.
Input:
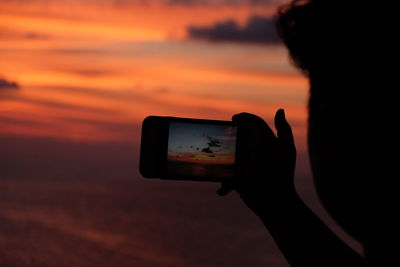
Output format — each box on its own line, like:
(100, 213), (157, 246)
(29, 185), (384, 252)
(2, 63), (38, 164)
(1, 1), (351, 267)
(0, 0), (308, 147)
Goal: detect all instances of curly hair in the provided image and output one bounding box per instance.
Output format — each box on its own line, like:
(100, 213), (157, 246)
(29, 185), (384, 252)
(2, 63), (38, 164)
(276, 0), (356, 76)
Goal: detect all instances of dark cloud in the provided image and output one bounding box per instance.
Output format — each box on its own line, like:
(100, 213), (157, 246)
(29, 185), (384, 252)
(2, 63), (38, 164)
(26, 98), (120, 114)
(187, 15), (281, 45)
(109, 0), (283, 6)
(0, 78), (19, 90)
(23, 32), (50, 40)
(112, 0), (282, 6)
(206, 135), (222, 148)
(29, 85), (228, 116)
(65, 68), (114, 77)
(48, 48), (105, 54)
(0, 26), (50, 41)
(0, 116), (46, 127)
(164, 0), (283, 6)
(2, 92), (120, 115)
(201, 147), (213, 153)
(61, 117), (135, 132)
(201, 135), (222, 154)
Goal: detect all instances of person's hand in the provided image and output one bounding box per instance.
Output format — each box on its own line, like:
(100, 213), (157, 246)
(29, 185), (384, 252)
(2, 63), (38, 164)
(217, 109), (297, 215)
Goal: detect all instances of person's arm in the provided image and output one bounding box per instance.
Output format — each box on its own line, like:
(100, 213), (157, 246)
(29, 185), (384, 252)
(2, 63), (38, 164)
(218, 110), (365, 267)
(257, 190), (365, 267)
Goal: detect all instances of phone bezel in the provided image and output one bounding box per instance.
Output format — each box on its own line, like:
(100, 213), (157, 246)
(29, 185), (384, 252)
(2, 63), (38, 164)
(139, 116), (238, 182)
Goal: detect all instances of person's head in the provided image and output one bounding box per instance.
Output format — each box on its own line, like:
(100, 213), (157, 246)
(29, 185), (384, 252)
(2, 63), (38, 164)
(276, 0), (395, 249)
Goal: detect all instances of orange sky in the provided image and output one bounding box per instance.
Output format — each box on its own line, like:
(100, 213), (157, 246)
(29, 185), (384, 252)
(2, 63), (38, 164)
(168, 153), (235, 165)
(0, 0), (309, 149)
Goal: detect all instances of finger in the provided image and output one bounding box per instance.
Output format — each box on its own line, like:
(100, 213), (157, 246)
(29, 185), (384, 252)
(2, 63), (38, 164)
(274, 109), (296, 159)
(217, 181), (235, 196)
(232, 112), (276, 140)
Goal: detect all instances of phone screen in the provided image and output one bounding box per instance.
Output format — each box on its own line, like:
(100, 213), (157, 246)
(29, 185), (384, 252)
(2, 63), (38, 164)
(166, 122), (237, 179)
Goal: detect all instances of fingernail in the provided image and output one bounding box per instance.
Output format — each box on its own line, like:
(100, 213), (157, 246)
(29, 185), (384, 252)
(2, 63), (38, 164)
(277, 109), (287, 123)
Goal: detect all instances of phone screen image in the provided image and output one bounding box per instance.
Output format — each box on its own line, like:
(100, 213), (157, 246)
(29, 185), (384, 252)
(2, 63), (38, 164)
(166, 122), (237, 179)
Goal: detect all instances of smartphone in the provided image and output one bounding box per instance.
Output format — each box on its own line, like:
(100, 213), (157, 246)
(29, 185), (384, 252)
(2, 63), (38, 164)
(139, 116), (239, 182)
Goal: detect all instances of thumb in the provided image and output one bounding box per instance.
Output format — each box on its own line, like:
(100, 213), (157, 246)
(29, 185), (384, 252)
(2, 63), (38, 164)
(274, 109), (296, 160)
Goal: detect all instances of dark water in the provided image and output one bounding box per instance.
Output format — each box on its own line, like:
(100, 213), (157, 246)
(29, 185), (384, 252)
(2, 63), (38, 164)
(0, 134), (289, 267)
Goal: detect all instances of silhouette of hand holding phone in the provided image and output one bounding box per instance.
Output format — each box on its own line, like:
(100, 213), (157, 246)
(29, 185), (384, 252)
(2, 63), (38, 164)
(218, 109), (297, 215)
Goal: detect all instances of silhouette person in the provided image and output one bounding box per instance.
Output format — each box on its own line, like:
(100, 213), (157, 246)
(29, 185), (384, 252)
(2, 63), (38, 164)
(218, 1), (398, 266)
